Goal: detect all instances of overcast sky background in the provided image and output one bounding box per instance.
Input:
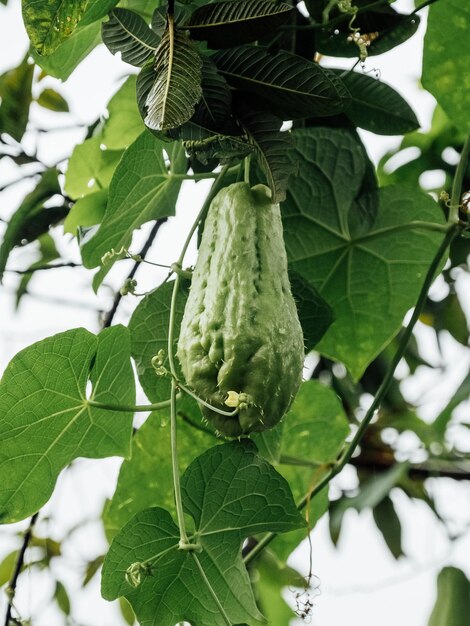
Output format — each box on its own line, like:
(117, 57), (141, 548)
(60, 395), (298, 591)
(1, 1), (470, 625)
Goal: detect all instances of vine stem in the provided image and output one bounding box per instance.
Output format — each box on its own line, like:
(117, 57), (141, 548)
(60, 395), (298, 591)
(244, 222), (462, 566)
(449, 133), (470, 224)
(87, 396), (179, 412)
(4, 512), (39, 626)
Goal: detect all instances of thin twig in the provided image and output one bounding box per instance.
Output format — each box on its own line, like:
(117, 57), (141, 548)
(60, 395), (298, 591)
(101, 219), (166, 328)
(4, 512), (39, 626)
(5, 262), (80, 274)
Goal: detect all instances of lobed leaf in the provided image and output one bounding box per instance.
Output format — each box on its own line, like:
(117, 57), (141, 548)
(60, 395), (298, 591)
(282, 127), (446, 380)
(0, 326), (135, 523)
(102, 442), (304, 626)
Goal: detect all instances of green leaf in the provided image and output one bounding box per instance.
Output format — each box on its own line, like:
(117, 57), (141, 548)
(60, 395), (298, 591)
(80, 0), (120, 26)
(335, 70), (419, 135)
(63, 188), (108, 235)
(272, 380), (349, 559)
(80, 132), (187, 290)
(145, 21), (202, 131)
(102, 8), (159, 67)
(64, 136), (122, 199)
(0, 54), (34, 141)
(82, 554), (105, 586)
(36, 87), (69, 112)
(372, 495), (404, 559)
(0, 551), (17, 586)
(0, 326), (135, 523)
(104, 405), (214, 539)
(192, 57), (234, 133)
(281, 381), (349, 466)
(15, 233), (60, 308)
(423, 0), (470, 132)
(433, 370), (470, 441)
(254, 550), (305, 626)
(288, 270), (334, 352)
(315, 8), (420, 58)
(283, 127), (446, 379)
(186, 0), (293, 49)
(102, 442), (304, 626)
(129, 280), (190, 402)
(0, 169), (60, 281)
(428, 567), (470, 626)
(31, 21), (101, 80)
(236, 103), (295, 203)
(213, 45), (350, 119)
(102, 75), (145, 150)
(329, 463), (408, 542)
(54, 581), (71, 615)
(22, 0), (88, 55)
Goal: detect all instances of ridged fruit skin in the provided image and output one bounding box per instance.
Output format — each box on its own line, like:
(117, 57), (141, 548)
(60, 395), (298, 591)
(177, 182), (304, 437)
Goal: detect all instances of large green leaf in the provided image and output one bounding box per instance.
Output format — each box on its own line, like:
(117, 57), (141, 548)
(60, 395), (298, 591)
(80, 0), (120, 26)
(423, 0), (470, 132)
(282, 127), (446, 379)
(236, 102), (295, 203)
(0, 169), (60, 281)
(0, 54), (34, 141)
(129, 280), (189, 402)
(186, 0), (293, 48)
(80, 132), (187, 290)
(63, 188), (108, 235)
(213, 45), (350, 119)
(428, 567), (470, 626)
(64, 136), (123, 199)
(104, 403), (214, 539)
(22, 0), (88, 55)
(102, 8), (159, 67)
(288, 270), (334, 352)
(102, 75), (145, 150)
(30, 21), (101, 80)
(336, 70), (419, 135)
(0, 326), (135, 523)
(271, 380), (349, 559)
(102, 442), (305, 626)
(144, 21), (202, 131)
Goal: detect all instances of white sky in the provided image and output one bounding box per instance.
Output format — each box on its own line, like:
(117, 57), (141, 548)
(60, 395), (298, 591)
(0, 1), (470, 625)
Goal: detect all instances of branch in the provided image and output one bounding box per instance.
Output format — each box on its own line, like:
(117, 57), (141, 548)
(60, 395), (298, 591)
(4, 512), (39, 626)
(102, 219), (166, 328)
(5, 262), (80, 274)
